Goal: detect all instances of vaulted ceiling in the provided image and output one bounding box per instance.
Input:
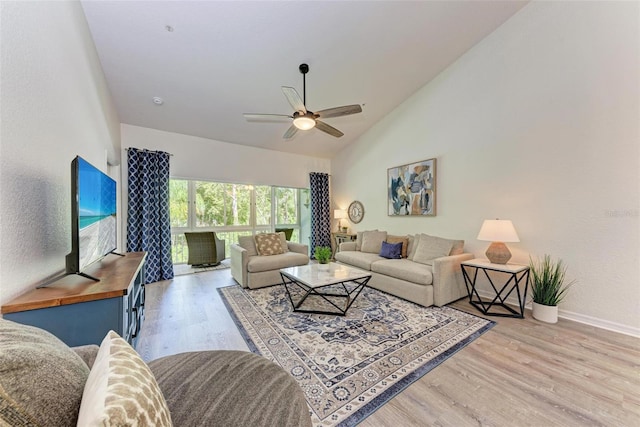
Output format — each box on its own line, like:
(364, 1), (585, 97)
(81, 1), (528, 158)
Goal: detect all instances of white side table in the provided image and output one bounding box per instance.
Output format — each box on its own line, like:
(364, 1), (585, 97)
(461, 258), (530, 318)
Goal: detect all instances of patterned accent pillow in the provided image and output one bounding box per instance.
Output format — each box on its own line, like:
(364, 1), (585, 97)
(412, 234), (454, 266)
(77, 331), (172, 426)
(0, 318), (90, 427)
(379, 241), (402, 259)
(254, 233), (285, 256)
(386, 235), (409, 258)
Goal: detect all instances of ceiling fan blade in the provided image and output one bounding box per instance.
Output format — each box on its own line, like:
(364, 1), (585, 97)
(315, 120), (344, 138)
(283, 124), (298, 139)
(244, 113), (292, 122)
(282, 87), (306, 113)
(316, 104), (362, 119)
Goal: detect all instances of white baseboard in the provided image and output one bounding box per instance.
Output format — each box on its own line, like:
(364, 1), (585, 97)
(473, 290), (640, 338)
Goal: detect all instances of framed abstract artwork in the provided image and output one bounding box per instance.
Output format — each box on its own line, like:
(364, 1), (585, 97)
(388, 158), (437, 216)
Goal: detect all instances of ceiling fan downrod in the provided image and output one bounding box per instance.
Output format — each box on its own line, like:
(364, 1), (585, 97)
(299, 63), (309, 107)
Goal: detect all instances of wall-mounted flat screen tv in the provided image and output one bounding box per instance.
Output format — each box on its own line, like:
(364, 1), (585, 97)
(66, 156), (117, 279)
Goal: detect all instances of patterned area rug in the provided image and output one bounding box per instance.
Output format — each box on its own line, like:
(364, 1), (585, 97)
(219, 284), (494, 426)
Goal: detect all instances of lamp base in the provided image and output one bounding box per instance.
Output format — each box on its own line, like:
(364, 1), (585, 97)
(485, 242), (512, 264)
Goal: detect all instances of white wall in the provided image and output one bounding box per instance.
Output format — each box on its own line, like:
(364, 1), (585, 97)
(332, 1), (639, 334)
(121, 124), (330, 188)
(0, 1), (121, 304)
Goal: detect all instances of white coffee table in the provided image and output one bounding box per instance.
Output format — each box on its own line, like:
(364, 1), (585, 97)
(279, 263), (372, 316)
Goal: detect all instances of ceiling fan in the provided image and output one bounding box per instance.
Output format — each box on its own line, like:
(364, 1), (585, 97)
(243, 63), (363, 139)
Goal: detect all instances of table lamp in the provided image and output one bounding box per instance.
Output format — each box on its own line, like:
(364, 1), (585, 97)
(477, 219), (520, 264)
(334, 209), (348, 232)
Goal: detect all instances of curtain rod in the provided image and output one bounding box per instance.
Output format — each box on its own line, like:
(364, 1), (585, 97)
(126, 148), (174, 156)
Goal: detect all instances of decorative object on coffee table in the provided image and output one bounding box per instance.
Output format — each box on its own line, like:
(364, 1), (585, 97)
(529, 254), (575, 323)
(314, 246), (332, 264)
(476, 219), (520, 264)
(388, 158), (436, 216)
(348, 200), (364, 223)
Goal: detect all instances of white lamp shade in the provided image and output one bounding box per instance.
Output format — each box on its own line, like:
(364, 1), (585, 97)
(334, 209), (347, 219)
(477, 220), (520, 243)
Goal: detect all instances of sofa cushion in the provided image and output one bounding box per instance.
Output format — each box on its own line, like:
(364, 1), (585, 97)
(379, 241), (402, 259)
(449, 239), (465, 255)
(335, 251), (384, 271)
(77, 331), (172, 426)
(0, 318), (90, 427)
(247, 252), (309, 273)
(371, 259), (434, 286)
(238, 235), (258, 257)
(413, 234), (454, 266)
(361, 230), (387, 254)
(407, 234), (419, 260)
(254, 233), (286, 256)
(386, 235), (409, 258)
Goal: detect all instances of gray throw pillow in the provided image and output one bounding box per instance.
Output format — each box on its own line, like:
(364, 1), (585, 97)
(412, 234), (454, 265)
(0, 319), (90, 427)
(360, 230), (387, 254)
(238, 235), (258, 257)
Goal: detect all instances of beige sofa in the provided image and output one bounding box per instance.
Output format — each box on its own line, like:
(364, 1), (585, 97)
(335, 230), (473, 307)
(231, 233), (309, 289)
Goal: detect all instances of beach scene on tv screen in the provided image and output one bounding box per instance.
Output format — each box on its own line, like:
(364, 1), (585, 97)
(78, 158), (116, 271)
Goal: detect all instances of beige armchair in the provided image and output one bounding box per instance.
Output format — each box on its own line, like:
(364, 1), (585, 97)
(185, 232), (226, 267)
(231, 233), (309, 289)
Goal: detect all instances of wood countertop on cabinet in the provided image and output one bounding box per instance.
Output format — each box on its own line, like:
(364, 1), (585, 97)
(1, 252), (146, 314)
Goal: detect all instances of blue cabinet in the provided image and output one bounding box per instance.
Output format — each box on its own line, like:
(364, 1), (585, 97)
(2, 252), (146, 347)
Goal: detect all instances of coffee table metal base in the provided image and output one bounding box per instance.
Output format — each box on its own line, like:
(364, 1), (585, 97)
(280, 273), (370, 316)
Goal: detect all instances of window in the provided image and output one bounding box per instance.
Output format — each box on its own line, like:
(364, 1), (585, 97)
(169, 179), (307, 264)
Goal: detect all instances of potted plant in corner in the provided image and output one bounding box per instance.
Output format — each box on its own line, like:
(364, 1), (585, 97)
(529, 254), (575, 323)
(314, 246), (332, 265)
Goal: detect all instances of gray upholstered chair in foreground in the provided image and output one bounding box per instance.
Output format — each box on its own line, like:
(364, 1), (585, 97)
(185, 232), (226, 266)
(0, 318), (312, 427)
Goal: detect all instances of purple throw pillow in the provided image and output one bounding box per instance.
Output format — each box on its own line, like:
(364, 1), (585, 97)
(379, 241), (402, 259)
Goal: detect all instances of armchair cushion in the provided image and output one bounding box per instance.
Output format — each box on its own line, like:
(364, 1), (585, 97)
(238, 235), (258, 257)
(149, 351), (312, 427)
(247, 252), (309, 273)
(77, 331), (172, 426)
(0, 319), (89, 427)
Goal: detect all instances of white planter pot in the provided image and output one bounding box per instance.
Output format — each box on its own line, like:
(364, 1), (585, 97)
(532, 302), (558, 323)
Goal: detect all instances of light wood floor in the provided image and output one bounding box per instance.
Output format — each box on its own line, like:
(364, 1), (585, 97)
(136, 269), (640, 427)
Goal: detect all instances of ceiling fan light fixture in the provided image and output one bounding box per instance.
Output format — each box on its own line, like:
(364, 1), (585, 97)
(293, 115), (316, 130)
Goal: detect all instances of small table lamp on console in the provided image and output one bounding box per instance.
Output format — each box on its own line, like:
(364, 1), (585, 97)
(334, 209), (348, 232)
(477, 219), (520, 264)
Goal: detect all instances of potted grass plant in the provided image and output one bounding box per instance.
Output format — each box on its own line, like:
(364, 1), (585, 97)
(314, 246), (332, 264)
(529, 254), (575, 323)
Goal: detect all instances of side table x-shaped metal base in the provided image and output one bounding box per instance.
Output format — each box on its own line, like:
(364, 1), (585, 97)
(461, 260), (530, 318)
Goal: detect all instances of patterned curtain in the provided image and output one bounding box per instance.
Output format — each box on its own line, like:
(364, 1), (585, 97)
(126, 148), (174, 283)
(309, 172), (332, 257)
